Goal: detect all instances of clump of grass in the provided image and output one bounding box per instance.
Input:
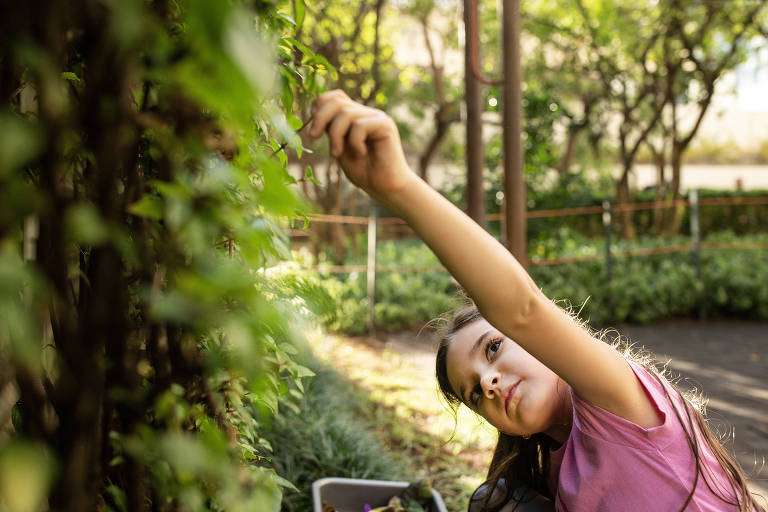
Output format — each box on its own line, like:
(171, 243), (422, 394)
(263, 362), (411, 511)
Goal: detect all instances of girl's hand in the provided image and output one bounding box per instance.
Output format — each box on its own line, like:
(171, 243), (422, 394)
(309, 90), (415, 202)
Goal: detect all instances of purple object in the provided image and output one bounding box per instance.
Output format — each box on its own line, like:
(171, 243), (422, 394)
(363, 505), (372, 512)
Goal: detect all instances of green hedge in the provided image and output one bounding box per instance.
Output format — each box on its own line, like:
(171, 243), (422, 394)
(292, 241), (459, 334)
(487, 178), (768, 241)
(294, 233), (768, 333)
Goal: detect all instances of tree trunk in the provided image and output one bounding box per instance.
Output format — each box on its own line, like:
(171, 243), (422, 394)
(464, 0), (485, 226)
(664, 141), (684, 236)
(652, 150), (666, 236)
(418, 15), (459, 187)
(557, 122), (584, 175)
(419, 112), (446, 183)
(616, 165), (636, 240)
(502, 0), (525, 259)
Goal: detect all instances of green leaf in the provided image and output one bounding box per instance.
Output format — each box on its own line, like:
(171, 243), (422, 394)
(294, 0), (305, 30)
(271, 471), (298, 492)
(60, 71), (80, 83)
(293, 365), (315, 378)
(282, 37), (312, 57)
(0, 113), (43, 177)
(258, 391), (279, 415)
(64, 203), (110, 245)
(305, 166), (321, 185)
(287, 113), (302, 130)
(128, 195), (164, 220)
(225, 11), (277, 97)
(104, 485), (127, 512)
(307, 53), (337, 79)
(249, 466), (283, 512)
(279, 66), (299, 87)
(159, 433), (215, 476)
(276, 12), (296, 27)
(0, 441), (58, 512)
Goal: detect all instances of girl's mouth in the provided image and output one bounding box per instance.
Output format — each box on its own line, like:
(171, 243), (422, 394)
(505, 381), (520, 410)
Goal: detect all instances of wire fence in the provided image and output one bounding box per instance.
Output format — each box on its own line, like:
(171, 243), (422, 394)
(290, 193), (768, 270)
(288, 193), (768, 333)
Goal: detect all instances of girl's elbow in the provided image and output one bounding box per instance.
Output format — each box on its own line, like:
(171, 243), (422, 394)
(484, 286), (542, 331)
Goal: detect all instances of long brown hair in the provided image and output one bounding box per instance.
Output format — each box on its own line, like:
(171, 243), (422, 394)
(434, 302), (766, 512)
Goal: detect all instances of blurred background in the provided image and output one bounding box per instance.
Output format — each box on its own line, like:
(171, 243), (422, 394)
(0, 0), (766, 511)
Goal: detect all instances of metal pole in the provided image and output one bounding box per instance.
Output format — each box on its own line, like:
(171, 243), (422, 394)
(603, 200), (613, 322)
(464, 0), (486, 227)
(366, 203), (377, 336)
(502, 0), (526, 263)
(689, 190), (704, 320)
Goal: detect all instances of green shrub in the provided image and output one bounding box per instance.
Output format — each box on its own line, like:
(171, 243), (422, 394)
(0, 1), (333, 510)
(293, 241), (460, 333)
(530, 233), (768, 325)
(299, 233), (768, 334)
(523, 176), (768, 240)
(263, 362), (410, 511)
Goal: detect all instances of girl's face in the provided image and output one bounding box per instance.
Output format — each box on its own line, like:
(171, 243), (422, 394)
(445, 318), (570, 439)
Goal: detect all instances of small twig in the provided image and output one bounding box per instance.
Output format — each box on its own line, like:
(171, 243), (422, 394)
(9, 82), (29, 101)
(271, 115), (314, 156)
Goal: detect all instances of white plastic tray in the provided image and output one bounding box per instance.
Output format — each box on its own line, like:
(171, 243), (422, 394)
(312, 477), (448, 512)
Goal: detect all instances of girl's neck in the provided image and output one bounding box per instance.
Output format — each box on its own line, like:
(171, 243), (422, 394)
(544, 381), (573, 444)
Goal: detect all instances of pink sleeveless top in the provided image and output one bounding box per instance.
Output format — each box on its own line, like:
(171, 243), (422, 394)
(548, 360), (741, 511)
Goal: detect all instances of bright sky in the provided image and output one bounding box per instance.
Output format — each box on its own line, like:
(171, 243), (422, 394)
(714, 46), (768, 113)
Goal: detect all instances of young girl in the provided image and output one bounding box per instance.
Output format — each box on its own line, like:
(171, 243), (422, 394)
(308, 90), (765, 512)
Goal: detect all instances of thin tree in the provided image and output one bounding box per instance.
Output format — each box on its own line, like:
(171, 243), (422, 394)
(661, 0), (767, 234)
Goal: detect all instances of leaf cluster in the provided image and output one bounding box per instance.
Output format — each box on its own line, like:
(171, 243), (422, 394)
(0, 0), (335, 510)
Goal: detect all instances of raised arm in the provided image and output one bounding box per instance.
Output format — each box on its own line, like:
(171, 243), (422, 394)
(309, 91), (660, 428)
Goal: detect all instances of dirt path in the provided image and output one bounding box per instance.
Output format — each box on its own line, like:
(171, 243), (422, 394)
(618, 319), (768, 499)
(377, 319), (768, 501)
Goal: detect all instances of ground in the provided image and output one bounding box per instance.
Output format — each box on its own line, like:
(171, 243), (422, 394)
(619, 319), (768, 499)
(312, 319), (768, 509)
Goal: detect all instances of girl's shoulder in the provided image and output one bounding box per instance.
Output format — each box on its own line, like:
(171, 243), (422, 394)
(553, 360), (742, 511)
(569, 359), (685, 448)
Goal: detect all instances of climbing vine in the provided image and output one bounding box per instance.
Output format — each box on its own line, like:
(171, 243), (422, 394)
(0, 0), (330, 510)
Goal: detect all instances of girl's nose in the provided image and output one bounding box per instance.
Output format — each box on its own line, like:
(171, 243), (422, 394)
(481, 373), (500, 398)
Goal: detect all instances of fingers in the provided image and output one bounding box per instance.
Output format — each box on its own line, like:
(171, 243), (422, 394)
(327, 106), (360, 157)
(309, 89), (349, 138)
(310, 89), (387, 158)
(347, 118), (370, 156)
(348, 113), (393, 156)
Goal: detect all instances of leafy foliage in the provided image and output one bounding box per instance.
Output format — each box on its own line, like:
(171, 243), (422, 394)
(298, 233), (768, 333)
(263, 361), (410, 511)
(293, 241), (461, 334)
(0, 0), (333, 510)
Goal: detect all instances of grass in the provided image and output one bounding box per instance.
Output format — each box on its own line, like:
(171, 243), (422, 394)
(263, 327), (498, 510)
(308, 329), (499, 511)
(263, 361), (409, 511)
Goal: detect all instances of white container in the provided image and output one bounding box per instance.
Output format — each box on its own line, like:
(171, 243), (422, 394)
(312, 477), (448, 512)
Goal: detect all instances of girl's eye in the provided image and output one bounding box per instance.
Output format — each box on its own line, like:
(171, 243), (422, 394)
(486, 339), (501, 360)
(468, 338), (502, 407)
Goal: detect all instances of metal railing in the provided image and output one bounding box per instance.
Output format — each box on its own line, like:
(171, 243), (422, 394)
(289, 193), (768, 333)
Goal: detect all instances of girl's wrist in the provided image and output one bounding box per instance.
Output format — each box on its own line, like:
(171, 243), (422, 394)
(374, 171), (427, 217)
